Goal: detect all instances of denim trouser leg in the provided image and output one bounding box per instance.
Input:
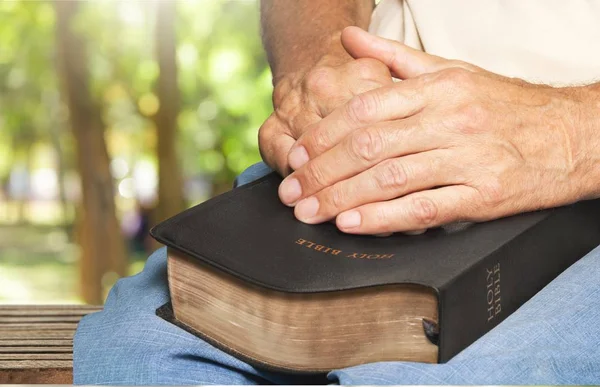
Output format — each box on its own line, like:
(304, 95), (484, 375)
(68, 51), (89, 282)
(74, 162), (600, 385)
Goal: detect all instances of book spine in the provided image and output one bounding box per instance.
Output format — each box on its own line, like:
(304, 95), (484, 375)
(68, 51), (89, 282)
(437, 199), (600, 362)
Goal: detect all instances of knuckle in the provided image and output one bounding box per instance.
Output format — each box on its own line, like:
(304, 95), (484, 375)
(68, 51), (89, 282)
(349, 128), (385, 163)
(328, 187), (347, 210)
(304, 67), (335, 94)
(455, 102), (489, 131)
(273, 105), (292, 127)
(258, 117), (276, 146)
(376, 159), (408, 190)
(304, 161), (328, 188)
(258, 119), (286, 173)
(353, 59), (377, 79)
(374, 206), (391, 227)
(258, 125), (268, 147)
(272, 74), (300, 106)
(437, 67), (474, 88)
(307, 128), (330, 154)
(418, 71), (438, 85)
(477, 179), (504, 207)
(272, 82), (290, 107)
(464, 102), (488, 122)
(353, 58), (389, 81)
(448, 60), (478, 72)
(411, 197), (438, 226)
(346, 93), (378, 124)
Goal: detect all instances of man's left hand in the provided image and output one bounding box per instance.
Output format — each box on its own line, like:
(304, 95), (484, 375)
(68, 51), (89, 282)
(277, 27), (600, 235)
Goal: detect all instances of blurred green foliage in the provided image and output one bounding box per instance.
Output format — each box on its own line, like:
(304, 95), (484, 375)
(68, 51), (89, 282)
(0, 0), (272, 198)
(0, 0), (273, 302)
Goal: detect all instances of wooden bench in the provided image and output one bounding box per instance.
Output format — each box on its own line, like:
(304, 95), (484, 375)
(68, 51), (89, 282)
(0, 305), (102, 384)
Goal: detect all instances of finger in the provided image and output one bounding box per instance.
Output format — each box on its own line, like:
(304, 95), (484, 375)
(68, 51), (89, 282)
(258, 114), (296, 177)
(289, 82), (427, 169)
(281, 118), (438, 206)
(293, 150), (463, 224)
(274, 95), (323, 140)
(403, 229), (427, 235)
(336, 185), (479, 234)
(341, 26), (463, 79)
(265, 134), (296, 177)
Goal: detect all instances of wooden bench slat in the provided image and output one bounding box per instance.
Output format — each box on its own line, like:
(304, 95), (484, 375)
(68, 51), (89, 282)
(0, 323), (79, 330)
(0, 360), (72, 369)
(0, 347), (72, 354)
(0, 354), (73, 361)
(0, 316), (84, 323)
(0, 340), (72, 347)
(2, 330), (75, 339)
(0, 304), (102, 383)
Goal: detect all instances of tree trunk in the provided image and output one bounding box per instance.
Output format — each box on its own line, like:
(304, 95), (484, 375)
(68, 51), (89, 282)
(54, 0), (127, 304)
(48, 122), (70, 230)
(153, 0), (185, 224)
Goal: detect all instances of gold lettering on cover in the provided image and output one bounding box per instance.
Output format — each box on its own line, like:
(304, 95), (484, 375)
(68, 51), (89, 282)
(486, 263), (502, 322)
(294, 239), (394, 259)
(294, 238), (343, 256)
(493, 263), (501, 315)
(346, 252), (394, 260)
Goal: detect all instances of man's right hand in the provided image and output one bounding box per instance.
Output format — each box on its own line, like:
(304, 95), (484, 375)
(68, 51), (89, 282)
(258, 56), (393, 176)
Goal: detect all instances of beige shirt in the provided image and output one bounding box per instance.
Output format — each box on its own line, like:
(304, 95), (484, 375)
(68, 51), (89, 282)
(369, 0), (600, 86)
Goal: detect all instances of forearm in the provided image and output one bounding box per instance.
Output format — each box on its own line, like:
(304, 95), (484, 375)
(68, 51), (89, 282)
(260, 0), (374, 81)
(571, 83), (600, 199)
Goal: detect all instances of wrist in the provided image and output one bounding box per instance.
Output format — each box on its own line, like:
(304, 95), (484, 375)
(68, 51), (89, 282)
(271, 31), (353, 87)
(563, 85), (600, 200)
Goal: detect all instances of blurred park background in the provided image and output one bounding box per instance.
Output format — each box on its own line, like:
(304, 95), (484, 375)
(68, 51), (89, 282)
(0, 0), (273, 304)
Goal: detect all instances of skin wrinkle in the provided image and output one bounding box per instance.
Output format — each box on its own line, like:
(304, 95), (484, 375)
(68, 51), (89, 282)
(504, 103), (527, 162)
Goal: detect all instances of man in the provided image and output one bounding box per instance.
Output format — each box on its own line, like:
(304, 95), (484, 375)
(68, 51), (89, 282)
(74, 0), (600, 384)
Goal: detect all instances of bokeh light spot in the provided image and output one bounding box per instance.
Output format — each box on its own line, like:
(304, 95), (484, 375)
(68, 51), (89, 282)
(138, 93), (160, 116)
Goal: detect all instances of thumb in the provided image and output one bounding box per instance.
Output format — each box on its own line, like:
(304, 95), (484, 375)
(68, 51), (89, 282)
(341, 26), (448, 79)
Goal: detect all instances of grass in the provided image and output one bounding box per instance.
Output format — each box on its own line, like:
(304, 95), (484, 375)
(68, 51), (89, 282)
(0, 224), (148, 304)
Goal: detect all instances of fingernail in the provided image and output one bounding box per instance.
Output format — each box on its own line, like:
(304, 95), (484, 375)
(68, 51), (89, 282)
(279, 178), (302, 205)
(295, 197), (320, 222)
(289, 146), (309, 170)
(337, 210), (361, 229)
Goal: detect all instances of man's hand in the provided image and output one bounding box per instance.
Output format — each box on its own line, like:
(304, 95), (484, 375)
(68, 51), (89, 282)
(259, 56), (393, 176)
(277, 27), (600, 234)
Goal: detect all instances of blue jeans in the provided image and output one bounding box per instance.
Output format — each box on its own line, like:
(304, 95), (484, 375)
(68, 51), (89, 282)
(74, 162), (600, 385)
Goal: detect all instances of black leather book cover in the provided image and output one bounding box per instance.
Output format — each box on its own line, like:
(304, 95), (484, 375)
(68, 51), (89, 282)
(151, 172), (600, 363)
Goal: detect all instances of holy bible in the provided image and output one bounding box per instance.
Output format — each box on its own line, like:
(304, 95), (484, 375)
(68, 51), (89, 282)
(151, 172), (600, 373)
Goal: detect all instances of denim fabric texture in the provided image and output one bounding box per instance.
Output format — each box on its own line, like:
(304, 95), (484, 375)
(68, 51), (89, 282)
(74, 162), (600, 385)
